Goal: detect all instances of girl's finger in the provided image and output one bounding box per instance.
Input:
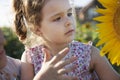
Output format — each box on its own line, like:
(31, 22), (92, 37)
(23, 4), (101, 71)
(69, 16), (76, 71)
(61, 75), (78, 80)
(54, 56), (77, 70)
(57, 65), (76, 75)
(51, 47), (69, 64)
(42, 48), (51, 62)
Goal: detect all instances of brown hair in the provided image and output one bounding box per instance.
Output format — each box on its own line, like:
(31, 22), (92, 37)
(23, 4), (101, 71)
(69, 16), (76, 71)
(13, 0), (46, 41)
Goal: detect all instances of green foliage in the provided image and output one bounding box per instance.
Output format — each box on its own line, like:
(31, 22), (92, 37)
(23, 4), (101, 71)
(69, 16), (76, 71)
(75, 18), (98, 43)
(1, 27), (24, 59)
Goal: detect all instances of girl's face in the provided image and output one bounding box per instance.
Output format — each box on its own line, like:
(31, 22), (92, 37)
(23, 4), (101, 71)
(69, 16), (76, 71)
(39, 0), (76, 45)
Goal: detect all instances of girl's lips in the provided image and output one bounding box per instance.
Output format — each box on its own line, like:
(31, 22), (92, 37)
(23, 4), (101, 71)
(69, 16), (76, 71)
(65, 29), (75, 35)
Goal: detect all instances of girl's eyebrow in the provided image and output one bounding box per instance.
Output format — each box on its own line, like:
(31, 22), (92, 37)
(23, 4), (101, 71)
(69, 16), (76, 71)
(51, 8), (73, 18)
(68, 8), (72, 12)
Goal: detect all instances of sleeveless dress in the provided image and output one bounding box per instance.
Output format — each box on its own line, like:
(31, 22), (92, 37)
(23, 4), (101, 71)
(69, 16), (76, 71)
(0, 56), (21, 80)
(25, 41), (99, 80)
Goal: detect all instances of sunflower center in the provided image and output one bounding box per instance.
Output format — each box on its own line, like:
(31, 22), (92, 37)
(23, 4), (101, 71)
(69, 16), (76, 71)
(113, 5), (120, 38)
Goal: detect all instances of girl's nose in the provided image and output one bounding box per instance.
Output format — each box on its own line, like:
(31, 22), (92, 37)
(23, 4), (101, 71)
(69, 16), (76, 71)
(65, 17), (72, 27)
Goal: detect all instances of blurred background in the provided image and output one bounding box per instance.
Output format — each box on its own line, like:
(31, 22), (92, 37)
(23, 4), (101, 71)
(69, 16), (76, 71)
(0, 0), (120, 73)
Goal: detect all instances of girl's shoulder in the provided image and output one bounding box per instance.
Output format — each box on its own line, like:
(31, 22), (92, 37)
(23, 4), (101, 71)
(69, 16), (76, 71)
(70, 41), (94, 66)
(22, 45), (44, 63)
(71, 41), (100, 62)
(70, 40), (92, 46)
(24, 45), (43, 55)
(70, 41), (92, 51)
(69, 40), (92, 63)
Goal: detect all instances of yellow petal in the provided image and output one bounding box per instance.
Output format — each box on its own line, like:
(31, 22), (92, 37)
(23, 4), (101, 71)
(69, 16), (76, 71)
(95, 0), (120, 65)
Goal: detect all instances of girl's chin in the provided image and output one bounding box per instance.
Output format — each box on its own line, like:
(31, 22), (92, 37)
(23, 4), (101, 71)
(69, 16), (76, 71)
(65, 39), (74, 44)
(67, 37), (75, 42)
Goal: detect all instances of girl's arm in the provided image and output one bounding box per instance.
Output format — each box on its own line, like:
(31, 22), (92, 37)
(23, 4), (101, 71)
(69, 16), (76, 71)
(21, 52), (34, 80)
(90, 46), (120, 80)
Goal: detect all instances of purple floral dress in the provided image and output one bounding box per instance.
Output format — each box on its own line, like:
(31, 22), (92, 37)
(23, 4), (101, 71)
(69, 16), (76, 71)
(25, 41), (99, 80)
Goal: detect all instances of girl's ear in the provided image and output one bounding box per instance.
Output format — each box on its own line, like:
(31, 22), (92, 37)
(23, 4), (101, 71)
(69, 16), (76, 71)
(32, 26), (42, 36)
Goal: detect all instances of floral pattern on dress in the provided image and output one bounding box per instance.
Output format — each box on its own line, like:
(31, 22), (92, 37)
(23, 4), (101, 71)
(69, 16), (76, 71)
(25, 41), (99, 80)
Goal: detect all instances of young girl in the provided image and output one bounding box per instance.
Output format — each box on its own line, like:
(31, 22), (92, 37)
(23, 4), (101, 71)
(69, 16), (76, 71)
(12, 0), (120, 80)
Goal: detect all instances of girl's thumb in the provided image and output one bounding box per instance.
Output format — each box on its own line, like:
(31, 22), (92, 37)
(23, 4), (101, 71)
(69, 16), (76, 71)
(42, 48), (51, 62)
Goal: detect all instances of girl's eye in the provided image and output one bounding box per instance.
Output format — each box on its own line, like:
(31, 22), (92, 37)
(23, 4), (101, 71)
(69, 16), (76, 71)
(67, 13), (72, 17)
(53, 17), (61, 21)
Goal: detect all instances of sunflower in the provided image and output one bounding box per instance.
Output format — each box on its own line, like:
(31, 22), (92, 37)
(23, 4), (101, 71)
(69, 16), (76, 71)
(94, 0), (120, 65)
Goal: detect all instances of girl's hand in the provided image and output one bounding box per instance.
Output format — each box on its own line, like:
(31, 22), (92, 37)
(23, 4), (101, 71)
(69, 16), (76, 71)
(34, 48), (78, 80)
